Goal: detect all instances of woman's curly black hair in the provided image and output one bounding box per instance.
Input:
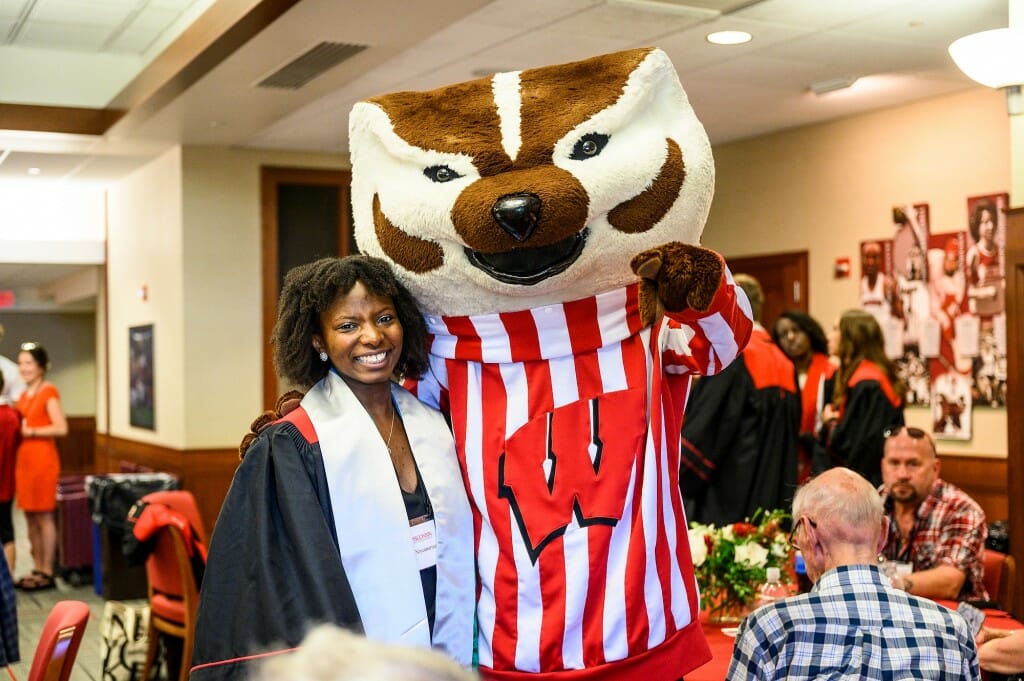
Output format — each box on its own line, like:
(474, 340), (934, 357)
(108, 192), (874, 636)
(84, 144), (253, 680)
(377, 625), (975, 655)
(771, 309), (828, 356)
(271, 255), (429, 388)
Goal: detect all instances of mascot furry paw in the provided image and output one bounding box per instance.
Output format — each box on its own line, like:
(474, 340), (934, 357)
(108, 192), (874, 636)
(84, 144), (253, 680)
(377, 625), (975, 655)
(350, 47), (752, 680)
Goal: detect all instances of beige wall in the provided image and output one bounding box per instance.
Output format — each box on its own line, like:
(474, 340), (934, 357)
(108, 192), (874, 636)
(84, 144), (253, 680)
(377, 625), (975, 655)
(0, 311), (96, 415)
(705, 87), (1011, 457)
(106, 146), (186, 447)
(103, 145), (345, 448)
(1015, 0), (1024, 203)
(179, 146), (345, 447)
(1013, 114), (1023, 203)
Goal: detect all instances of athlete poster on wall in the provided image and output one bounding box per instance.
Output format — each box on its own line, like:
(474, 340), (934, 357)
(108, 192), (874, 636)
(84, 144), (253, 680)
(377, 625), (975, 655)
(964, 192), (1008, 408)
(890, 203), (931, 406)
(858, 239), (897, 322)
(856, 195), (1009, 440)
(924, 232), (971, 440)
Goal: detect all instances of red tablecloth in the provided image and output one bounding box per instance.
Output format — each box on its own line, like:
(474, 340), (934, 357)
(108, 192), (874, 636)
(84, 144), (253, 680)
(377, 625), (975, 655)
(685, 603), (1023, 681)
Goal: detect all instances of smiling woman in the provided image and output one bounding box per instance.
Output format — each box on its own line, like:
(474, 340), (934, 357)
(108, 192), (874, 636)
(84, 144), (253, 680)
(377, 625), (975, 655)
(191, 256), (475, 681)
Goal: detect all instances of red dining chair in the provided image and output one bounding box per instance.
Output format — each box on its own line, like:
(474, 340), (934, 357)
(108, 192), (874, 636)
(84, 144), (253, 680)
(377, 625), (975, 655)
(11, 600), (90, 681)
(982, 548), (1016, 612)
(137, 490), (207, 681)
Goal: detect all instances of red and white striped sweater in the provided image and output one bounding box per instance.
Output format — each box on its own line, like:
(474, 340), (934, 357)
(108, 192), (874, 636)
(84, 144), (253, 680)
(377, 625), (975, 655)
(413, 276), (752, 680)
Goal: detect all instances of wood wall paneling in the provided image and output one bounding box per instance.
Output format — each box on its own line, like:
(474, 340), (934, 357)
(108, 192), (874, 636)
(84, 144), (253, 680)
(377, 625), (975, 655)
(57, 416), (96, 475)
(937, 454), (1008, 522)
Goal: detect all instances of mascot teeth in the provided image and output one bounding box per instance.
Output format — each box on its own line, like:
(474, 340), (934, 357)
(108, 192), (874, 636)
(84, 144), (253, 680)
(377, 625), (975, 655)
(464, 229), (588, 285)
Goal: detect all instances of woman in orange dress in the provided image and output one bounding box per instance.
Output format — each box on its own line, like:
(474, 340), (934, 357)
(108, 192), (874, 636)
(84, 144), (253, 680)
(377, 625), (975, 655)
(14, 342), (66, 591)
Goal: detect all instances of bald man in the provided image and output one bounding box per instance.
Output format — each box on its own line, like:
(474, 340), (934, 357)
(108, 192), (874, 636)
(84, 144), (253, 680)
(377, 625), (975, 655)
(879, 426), (988, 601)
(728, 468), (979, 680)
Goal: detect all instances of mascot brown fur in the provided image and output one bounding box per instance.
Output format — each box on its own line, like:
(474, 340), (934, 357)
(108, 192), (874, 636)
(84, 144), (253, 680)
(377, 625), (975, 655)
(349, 47), (753, 680)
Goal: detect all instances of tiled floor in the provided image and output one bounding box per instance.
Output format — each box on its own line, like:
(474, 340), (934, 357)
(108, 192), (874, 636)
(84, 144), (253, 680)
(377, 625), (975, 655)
(7, 506), (147, 680)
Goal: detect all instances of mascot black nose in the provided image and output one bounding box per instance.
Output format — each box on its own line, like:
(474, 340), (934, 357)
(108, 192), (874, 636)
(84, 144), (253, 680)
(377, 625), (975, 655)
(492, 193), (541, 242)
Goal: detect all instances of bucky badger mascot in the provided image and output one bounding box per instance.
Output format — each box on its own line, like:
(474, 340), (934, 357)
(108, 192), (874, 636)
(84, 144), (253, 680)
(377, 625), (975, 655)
(348, 47), (752, 680)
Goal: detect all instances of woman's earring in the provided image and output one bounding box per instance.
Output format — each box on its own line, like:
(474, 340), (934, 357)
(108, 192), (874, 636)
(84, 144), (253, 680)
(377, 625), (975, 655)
(319, 351), (328, 362)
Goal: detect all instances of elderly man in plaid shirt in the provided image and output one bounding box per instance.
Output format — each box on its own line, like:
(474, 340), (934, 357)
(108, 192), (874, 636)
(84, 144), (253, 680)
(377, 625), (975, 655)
(878, 425), (988, 601)
(727, 467), (979, 680)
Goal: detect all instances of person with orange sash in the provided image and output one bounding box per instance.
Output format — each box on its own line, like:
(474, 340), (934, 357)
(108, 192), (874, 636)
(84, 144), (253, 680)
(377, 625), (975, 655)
(772, 310), (836, 484)
(819, 309), (905, 486)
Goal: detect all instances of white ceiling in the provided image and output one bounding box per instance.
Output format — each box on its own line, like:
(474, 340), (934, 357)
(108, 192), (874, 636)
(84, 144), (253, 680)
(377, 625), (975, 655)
(0, 0), (1009, 177)
(0, 0), (1012, 300)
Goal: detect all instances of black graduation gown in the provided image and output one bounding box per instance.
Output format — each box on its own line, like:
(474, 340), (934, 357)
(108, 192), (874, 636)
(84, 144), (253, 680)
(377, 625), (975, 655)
(821, 360), (904, 487)
(680, 329), (801, 526)
(190, 418), (362, 681)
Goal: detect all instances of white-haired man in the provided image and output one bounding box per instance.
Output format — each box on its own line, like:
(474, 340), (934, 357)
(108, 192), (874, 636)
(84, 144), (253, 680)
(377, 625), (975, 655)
(727, 467), (979, 680)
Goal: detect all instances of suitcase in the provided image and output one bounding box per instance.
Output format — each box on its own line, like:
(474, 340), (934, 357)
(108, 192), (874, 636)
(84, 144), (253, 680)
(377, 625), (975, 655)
(56, 475), (93, 586)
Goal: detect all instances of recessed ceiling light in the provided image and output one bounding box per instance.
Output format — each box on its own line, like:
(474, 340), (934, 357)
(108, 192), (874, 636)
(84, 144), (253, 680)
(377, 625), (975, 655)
(706, 30), (752, 46)
(27, 167), (40, 175)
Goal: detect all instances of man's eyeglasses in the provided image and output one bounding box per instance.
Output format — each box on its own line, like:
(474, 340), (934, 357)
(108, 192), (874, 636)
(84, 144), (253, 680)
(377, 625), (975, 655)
(788, 516), (817, 551)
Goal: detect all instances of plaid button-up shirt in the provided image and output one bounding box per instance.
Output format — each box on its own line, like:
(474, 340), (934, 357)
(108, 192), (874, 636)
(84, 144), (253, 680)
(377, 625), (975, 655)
(727, 564), (979, 680)
(881, 478), (989, 601)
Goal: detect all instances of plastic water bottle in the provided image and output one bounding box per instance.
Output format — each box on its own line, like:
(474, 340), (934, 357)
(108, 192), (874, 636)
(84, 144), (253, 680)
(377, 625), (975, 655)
(757, 567), (788, 608)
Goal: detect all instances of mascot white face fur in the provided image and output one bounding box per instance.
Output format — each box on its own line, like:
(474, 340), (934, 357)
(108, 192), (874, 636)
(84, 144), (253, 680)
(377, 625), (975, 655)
(349, 47), (713, 316)
(348, 47), (751, 681)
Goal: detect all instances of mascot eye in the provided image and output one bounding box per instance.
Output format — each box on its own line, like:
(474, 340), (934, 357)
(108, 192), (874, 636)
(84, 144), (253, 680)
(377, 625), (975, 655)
(424, 165), (462, 183)
(570, 133), (609, 160)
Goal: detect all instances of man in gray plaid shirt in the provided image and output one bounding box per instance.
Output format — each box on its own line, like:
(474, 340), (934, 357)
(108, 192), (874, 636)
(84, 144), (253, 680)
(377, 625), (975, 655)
(727, 467), (979, 680)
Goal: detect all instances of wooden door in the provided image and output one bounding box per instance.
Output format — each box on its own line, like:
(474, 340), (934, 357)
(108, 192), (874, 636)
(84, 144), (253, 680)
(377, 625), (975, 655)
(1004, 205), (1023, 617)
(726, 251), (809, 327)
(260, 166), (352, 408)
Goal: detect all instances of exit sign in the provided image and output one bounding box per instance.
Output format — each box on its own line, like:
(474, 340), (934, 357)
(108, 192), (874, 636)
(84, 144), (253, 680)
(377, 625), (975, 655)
(0, 291), (14, 308)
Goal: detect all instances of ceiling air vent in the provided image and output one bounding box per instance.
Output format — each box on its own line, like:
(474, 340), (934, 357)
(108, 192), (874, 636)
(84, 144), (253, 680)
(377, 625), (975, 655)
(258, 41), (368, 90)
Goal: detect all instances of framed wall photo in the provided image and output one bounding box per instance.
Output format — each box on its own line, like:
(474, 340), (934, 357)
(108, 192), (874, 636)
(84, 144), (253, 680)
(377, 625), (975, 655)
(129, 324), (155, 429)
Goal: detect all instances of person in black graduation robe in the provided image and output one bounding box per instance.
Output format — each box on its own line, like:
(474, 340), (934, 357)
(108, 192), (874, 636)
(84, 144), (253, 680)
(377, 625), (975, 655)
(819, 359), (904, 487)
(680, 324), (801, 526)
(189, 408), (363, 681)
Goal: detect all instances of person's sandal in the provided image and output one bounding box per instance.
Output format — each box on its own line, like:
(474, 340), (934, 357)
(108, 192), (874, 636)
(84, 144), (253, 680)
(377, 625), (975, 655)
(14, 570), (43, 589)
(15, 570), (56, 591)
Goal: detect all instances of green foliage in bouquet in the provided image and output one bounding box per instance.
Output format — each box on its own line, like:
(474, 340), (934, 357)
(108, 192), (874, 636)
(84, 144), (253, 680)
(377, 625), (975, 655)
(687, 508), (792, 621)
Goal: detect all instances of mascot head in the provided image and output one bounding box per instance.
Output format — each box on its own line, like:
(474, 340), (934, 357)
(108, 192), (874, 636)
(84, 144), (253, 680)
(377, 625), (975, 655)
(349, 47), (713, 316)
